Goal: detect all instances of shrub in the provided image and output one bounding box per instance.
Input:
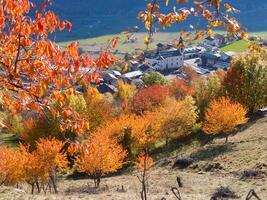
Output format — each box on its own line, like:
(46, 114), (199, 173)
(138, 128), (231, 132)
(142, 71), (167, 86)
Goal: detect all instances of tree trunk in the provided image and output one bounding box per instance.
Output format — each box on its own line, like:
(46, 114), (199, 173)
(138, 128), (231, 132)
(225, 135), (229, 143)
(94, 178), (100, 188)
(31, 183), (35, 194)
(50, 174), (58, 193)
(166, 137), (169, 146)
(36, 182), (41, 193)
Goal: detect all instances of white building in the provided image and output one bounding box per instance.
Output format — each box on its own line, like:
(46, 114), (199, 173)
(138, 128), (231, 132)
(145, 43), (184, 71)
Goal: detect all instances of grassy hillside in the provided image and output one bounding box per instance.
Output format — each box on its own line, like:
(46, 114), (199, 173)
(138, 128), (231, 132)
(1, 114), (266, 199)
(220, 40), (249, 53)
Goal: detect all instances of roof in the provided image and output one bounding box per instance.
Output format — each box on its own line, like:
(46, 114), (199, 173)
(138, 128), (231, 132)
(214, 61), (230, 69)
(111, 70), (122, 77)
(105, 73), (118, 80)
(201, 52), (221, 59)
(138, 64), (155, 72)
(205, 36), (215, 41)
(214, 34), (225, 40)
(146, 49), (182, 60)
(157, 43), (164, 47)
(190, 65), (211, 75)
(122, 70), (143, 79)
(184, 47), (201, 54)
(97, 83), (117, 94)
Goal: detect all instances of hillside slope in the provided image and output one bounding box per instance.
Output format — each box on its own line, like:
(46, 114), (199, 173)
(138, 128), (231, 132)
(0, 114), (266, 199)
(51, 0), (267, 41)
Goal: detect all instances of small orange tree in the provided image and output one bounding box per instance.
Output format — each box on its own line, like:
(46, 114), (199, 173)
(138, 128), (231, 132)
(96, 114), (137, 158)
(31, 138), (68, 193)
(0, 146), (26, 186)
(135, 152), (154, 200)
(203, 97), (248, 143)
(19, 145), (44, 194)
(74, 133), (127, 188)
(0, 138), (67, 193)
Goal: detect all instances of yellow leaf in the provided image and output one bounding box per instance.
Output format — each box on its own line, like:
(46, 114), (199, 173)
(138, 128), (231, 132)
(166, 0), (169, 6)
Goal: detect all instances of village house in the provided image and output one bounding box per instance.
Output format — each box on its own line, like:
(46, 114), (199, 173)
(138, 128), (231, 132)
(97, 83), (117, 94)
(122, 70), (143, 84)
(131, 63), (155, 73)
(183, 47), (204, 59)
(200, 50), (232, 70)
(103, 70), (122, 86)
(204, 34), (226, 47)
(145, 42), (184, 71)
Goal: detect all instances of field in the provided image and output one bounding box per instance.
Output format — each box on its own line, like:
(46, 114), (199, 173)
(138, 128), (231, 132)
(59, 32), (183, 55)
(1, 113), (266, 199)
(59, 32), (267, 56)
(219, 40), (249, 53)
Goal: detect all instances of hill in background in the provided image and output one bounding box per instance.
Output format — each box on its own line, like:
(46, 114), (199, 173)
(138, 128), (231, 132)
(51, 0), (267, 42)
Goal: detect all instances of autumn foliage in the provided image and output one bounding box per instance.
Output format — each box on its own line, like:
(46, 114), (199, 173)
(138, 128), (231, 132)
(159, 97), (198, 145)
(203, 97), (248, 142)
(0, 146), (25, 186)
(168, 79), (194, 100)
(74, 133), (127, 188)
(0, 138), (67, 193)
(132, 84), (169, 113)
(139, 0), (247, 45)
(135, 152), (154, 200)
(0, 0), (117, 136)
(223, 53), (267, 113)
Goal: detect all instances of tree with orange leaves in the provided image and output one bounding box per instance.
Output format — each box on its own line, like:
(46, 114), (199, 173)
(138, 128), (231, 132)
(0, 0), (117, 136)
(131, 111), (163, 150)
(74, 133), (127, 188)
(0, 138), (67, 193)
(96, 114), (136, 158)
(135, 152), (154, 200)
(139, 0), (247, 46)
(168, 79), (194, 100)
(203, 97), (248, 143)
(132, 84), (169, 114)
(0, 146), (26, 186)
(31, 138), (68, 193)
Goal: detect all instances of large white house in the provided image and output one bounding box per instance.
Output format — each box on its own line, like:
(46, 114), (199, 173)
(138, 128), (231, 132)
(145, 43), (184, 71)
